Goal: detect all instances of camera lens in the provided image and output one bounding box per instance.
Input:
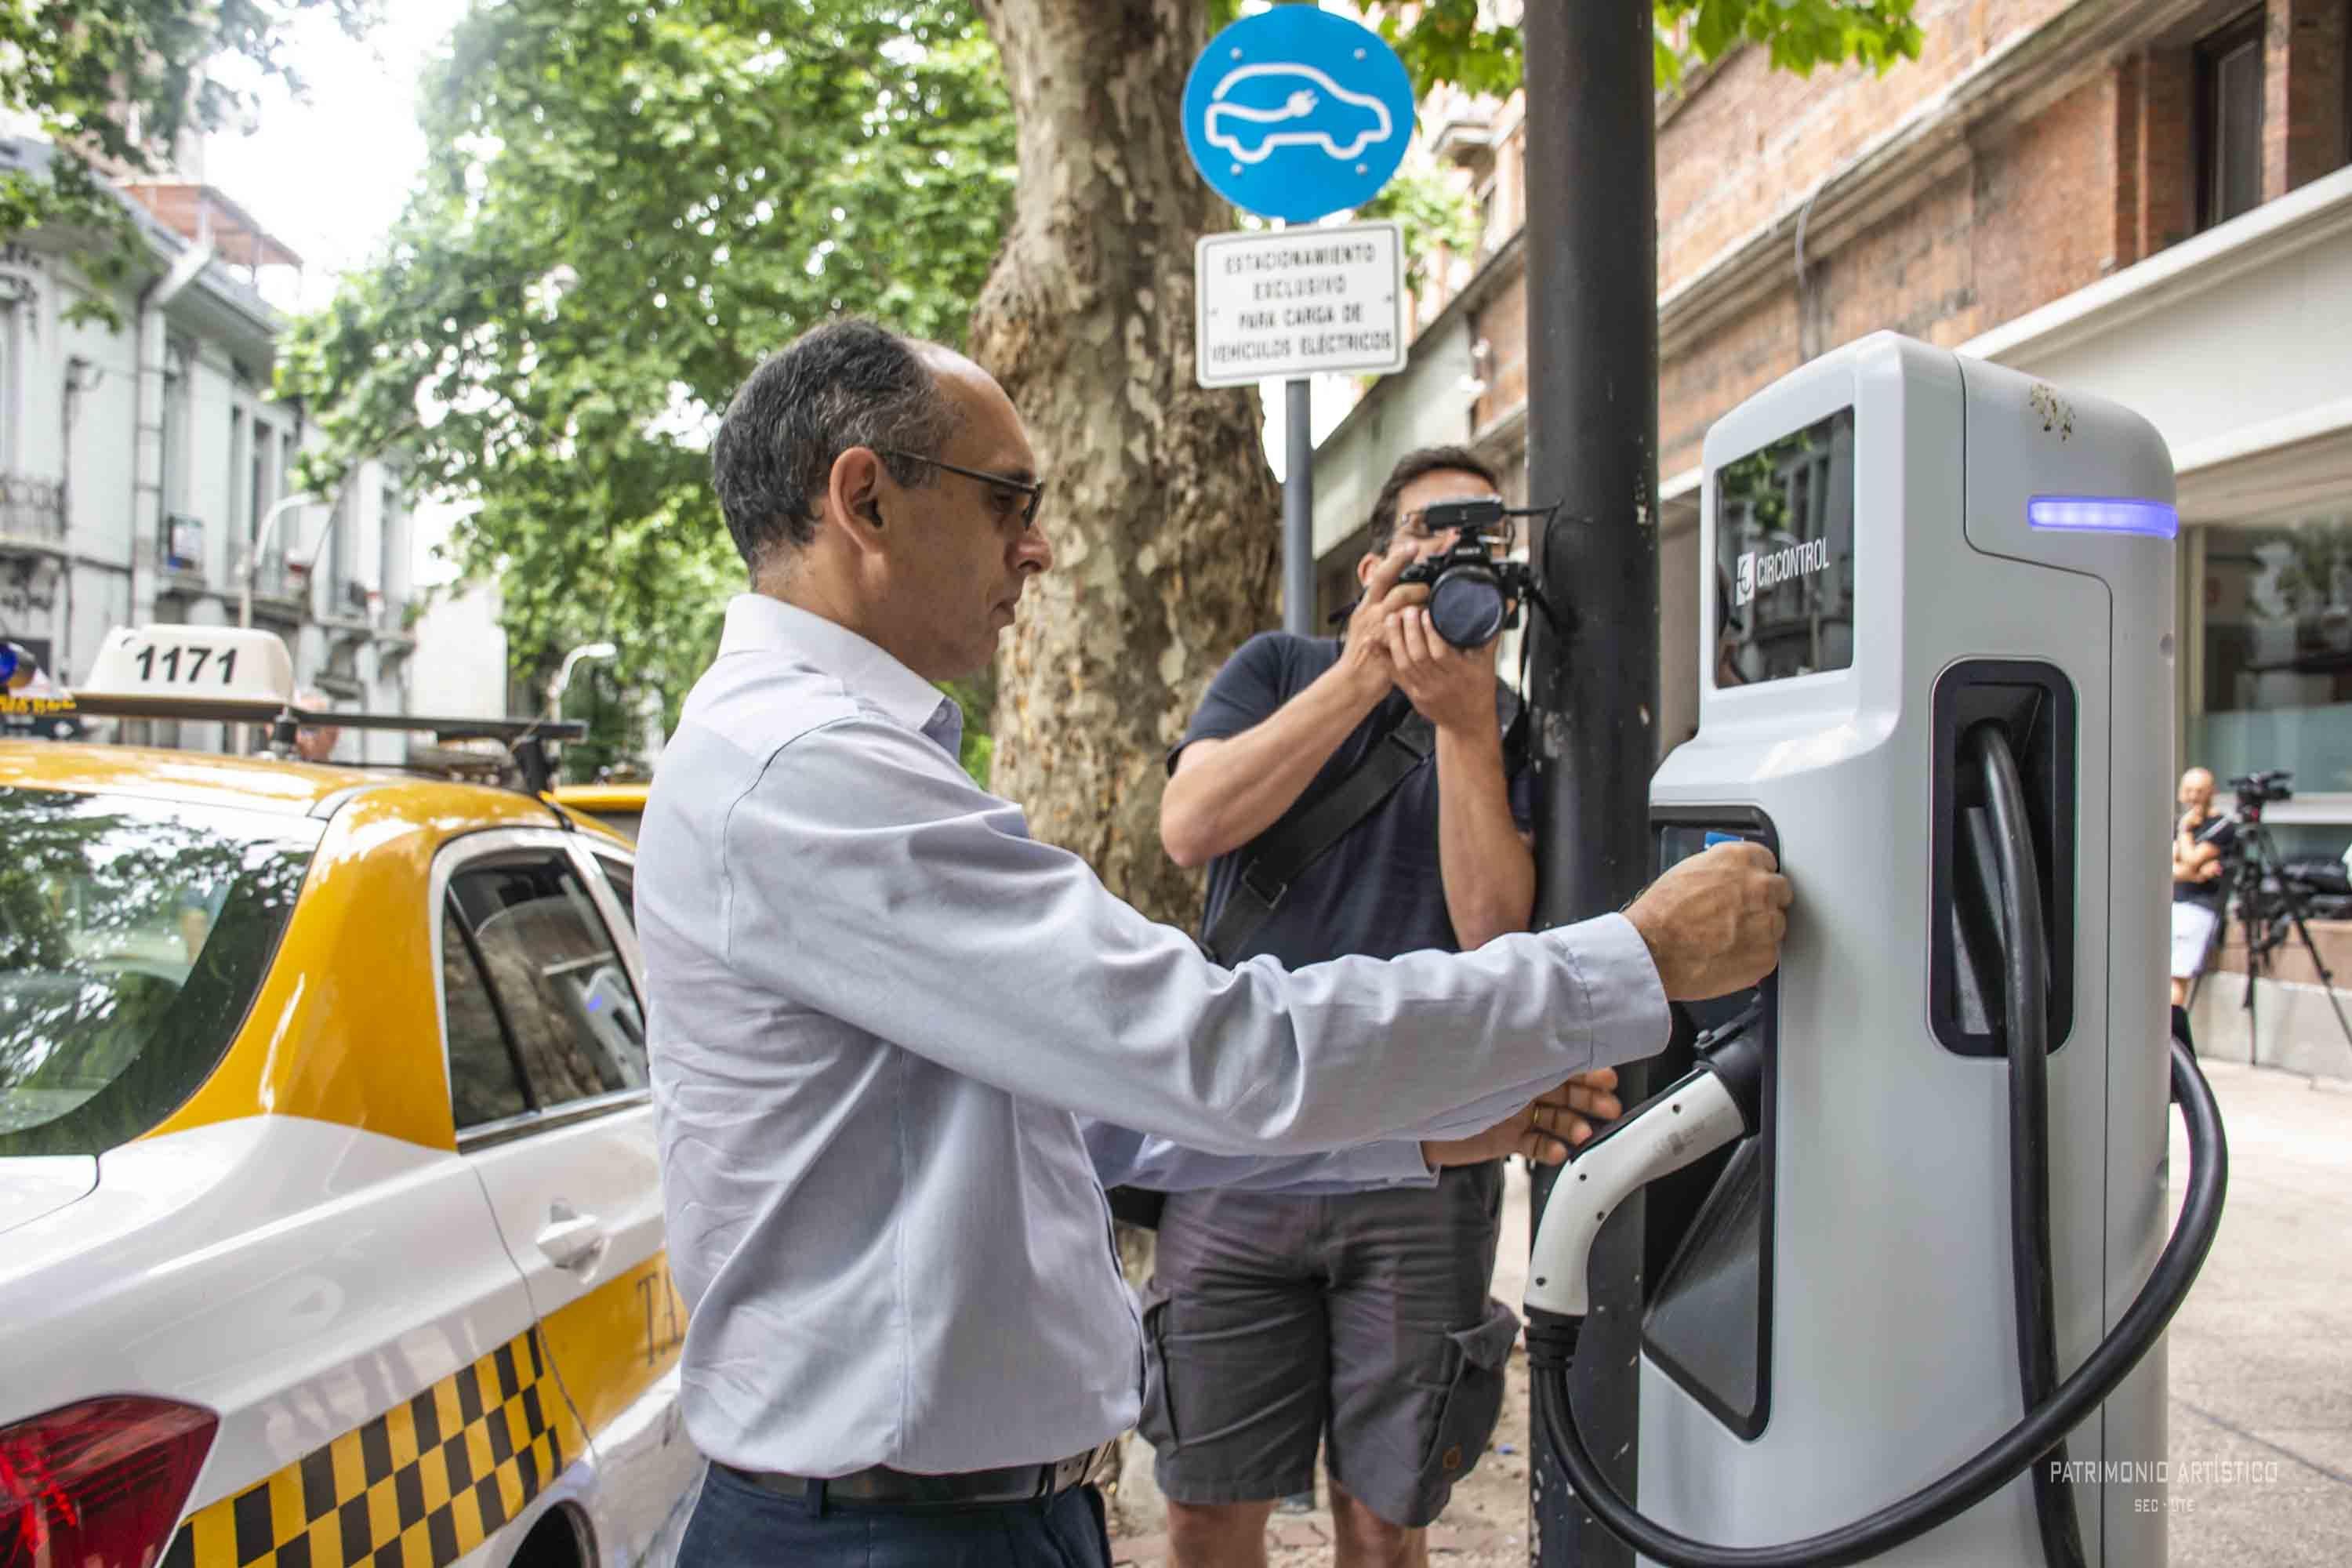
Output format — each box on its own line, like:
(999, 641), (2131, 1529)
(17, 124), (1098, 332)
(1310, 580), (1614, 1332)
(1428, 568), (1506, 648)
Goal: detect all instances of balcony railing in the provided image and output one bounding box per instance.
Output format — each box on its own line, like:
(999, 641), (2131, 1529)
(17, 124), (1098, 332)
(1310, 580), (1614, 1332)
(0, 474), (67, 545)
(245, 551), (309, 604)
(317, 575), (414, 639)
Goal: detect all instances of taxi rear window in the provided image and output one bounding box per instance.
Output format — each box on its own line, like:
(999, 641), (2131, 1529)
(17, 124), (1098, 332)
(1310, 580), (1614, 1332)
(0, 786), (318, 1157)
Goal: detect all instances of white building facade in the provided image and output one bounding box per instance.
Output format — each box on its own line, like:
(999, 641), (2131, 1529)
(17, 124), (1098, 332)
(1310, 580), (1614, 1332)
(0, 137), (415, 760)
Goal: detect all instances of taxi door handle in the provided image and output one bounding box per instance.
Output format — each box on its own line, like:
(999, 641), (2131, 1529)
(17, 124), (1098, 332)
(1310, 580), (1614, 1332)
(536, 1206), (608, 1273)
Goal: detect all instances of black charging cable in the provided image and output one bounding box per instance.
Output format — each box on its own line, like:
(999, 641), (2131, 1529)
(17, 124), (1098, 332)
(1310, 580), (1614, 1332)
(1967, 723), (2089, 1568)
(1530, 1035), (2227, 1566)
(1524, 724), (2232, 1567)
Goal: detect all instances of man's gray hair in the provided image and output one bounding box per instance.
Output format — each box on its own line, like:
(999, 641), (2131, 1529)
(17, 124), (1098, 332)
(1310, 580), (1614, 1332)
(711, 319), (960, 575)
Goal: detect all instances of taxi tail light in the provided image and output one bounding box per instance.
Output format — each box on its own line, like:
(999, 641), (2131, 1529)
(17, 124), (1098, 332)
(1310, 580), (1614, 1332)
(0, 1396), (217, 1568)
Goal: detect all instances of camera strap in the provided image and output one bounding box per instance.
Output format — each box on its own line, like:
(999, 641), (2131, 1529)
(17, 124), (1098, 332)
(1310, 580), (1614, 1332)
(1202, 711), (1437, 965)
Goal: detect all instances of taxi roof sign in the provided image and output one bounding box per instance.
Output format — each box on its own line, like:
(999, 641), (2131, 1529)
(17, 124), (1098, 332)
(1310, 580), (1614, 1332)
(62, 625), (590, 757)
(74, 626), (298, 723)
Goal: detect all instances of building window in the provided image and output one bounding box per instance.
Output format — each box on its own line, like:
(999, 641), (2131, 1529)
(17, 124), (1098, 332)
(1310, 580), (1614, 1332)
(230, 408), (248, 545)
(162, 339), (192, 513)
(2196, 9), (2267, 230)
(379, 480), (400, 616)
(281, 429), (299, 534)
(249, 416), (274, 546)
(0, 299), (17, 473)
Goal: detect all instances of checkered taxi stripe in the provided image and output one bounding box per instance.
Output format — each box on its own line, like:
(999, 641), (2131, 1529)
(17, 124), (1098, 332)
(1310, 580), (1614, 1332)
(162, 1329), (577, 1568)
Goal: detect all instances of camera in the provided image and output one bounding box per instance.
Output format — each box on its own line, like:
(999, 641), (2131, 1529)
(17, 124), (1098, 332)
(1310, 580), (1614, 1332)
(1393, 498), (1545, 649)
(2228, 769), (2294, 812)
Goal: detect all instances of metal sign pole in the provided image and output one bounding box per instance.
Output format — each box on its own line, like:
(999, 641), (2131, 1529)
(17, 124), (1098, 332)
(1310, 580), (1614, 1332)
(1283, 377), (1313, 634)
(1523, 1), (1661, 1563)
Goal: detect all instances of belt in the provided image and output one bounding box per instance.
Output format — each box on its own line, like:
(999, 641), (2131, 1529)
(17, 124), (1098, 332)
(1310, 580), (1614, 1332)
(717, 1441), (1114, 1509)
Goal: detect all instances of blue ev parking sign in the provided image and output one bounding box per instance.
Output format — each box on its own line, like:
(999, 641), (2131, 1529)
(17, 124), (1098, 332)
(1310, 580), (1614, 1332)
(1182, 8), (1415, 223)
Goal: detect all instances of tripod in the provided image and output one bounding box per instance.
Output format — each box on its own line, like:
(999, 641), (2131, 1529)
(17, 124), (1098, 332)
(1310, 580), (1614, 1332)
(2191, 808), (2352, 1062)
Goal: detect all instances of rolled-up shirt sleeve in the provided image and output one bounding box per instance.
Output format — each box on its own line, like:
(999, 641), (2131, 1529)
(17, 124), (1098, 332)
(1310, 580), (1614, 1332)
(720, 714), (1668, 1156)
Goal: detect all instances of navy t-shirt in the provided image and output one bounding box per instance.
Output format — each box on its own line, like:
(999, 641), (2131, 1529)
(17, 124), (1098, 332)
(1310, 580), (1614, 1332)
(2174, 812), (2235, 913)
(1173, 632), (1533, 969)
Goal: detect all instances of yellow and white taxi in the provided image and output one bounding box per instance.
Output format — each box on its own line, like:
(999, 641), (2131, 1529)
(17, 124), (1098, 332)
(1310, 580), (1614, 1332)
(1, 627), (695, 1568)
(543, 786), (648, 844)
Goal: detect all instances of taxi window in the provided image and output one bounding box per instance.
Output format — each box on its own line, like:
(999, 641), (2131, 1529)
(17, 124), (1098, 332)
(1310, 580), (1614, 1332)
(592, 855), (634, 932)
(445, 857), (647, 1110)
(440, 904), (532, 1130)
(0, 787), (315, 1156)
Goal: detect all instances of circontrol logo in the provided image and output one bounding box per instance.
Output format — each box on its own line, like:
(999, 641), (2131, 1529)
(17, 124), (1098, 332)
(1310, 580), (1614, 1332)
(1736, 541), (1831, 607)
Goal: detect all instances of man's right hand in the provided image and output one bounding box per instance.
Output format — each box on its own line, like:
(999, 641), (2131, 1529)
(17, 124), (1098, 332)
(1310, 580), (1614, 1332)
(1338, 546), (1430, 694)
(1421, 1069), (1621, 1169)
(1624, 840), (1791, 1000)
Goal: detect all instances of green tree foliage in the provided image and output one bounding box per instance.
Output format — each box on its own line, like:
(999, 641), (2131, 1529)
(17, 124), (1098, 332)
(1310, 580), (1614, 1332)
(1660, 0), (1922, 84)
(276, 0), (1014, 733)
(553, 666), (641, 786)
(1215, 2), (1923, 99)
(1355, 163), (1482, 296)
(0, 0), (378, 325)
(283, 0), (1919, 777)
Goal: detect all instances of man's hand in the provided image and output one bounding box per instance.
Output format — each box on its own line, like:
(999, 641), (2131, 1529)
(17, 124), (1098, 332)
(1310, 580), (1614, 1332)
(1422, 1069), (1621, 1168)
(1385, 607), (1501, 735)
(1338, 546), (1430, 696)
(1625, 841), (1791, 1000)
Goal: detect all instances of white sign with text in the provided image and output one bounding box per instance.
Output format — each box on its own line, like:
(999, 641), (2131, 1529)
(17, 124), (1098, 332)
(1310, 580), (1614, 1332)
(1195, 221), (1406, 388)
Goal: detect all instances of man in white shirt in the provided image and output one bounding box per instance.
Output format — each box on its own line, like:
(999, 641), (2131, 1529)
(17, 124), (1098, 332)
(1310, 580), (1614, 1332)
(637, 318), (1790, 1567)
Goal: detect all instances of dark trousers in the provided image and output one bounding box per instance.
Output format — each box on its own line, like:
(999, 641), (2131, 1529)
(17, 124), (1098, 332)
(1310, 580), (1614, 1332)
(677, 1461), (1113, 1567)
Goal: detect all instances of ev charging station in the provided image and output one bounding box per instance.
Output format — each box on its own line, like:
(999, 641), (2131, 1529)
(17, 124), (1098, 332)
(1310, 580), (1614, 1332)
(1525, 333), (2229, 1566)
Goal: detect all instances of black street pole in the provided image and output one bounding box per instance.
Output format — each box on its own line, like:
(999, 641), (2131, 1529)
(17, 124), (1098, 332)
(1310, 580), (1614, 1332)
(1523, 3), (1659, 1566)
(1284, 378), (1314, 633)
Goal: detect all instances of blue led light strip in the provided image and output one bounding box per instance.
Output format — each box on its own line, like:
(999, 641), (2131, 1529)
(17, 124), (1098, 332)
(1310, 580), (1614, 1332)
(2027, 496), (2178, 539)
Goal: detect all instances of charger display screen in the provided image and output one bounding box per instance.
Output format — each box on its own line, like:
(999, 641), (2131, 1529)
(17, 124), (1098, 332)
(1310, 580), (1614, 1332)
(1715, 405), (1856, 686)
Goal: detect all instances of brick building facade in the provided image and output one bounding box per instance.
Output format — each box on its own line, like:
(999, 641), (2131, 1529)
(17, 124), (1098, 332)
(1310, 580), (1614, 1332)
(1317, 0), (2343, 752)
(1308, 0), (2352, 1069)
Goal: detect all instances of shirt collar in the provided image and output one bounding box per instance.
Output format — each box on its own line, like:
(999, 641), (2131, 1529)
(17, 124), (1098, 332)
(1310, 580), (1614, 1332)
(718, 594), (960, 742)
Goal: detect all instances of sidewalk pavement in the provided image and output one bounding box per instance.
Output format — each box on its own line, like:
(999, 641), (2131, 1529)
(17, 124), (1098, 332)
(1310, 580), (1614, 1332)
(2164, 1058), (2352, 1563)
(1108, 1059), (2352, 1564)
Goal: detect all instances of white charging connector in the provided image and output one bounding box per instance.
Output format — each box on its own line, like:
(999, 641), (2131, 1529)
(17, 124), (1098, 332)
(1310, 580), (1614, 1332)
(1524, 1067), (1749, 1316)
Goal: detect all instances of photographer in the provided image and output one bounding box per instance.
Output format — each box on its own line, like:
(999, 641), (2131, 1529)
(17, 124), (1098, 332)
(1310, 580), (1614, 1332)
(1149, 447), (1610, 1566)
(2172, 767), (2233, 1009)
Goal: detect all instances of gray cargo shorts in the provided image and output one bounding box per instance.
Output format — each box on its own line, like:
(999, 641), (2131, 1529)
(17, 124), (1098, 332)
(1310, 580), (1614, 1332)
(1137, 1161), (1517, 1530)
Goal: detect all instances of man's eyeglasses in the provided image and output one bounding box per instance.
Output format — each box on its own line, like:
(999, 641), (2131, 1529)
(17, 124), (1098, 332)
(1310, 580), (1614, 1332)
(877, 448), (1046, 529)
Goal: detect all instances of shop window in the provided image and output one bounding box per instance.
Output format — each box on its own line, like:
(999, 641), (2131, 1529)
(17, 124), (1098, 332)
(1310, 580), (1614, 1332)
(2194, 517), (2352, 851)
